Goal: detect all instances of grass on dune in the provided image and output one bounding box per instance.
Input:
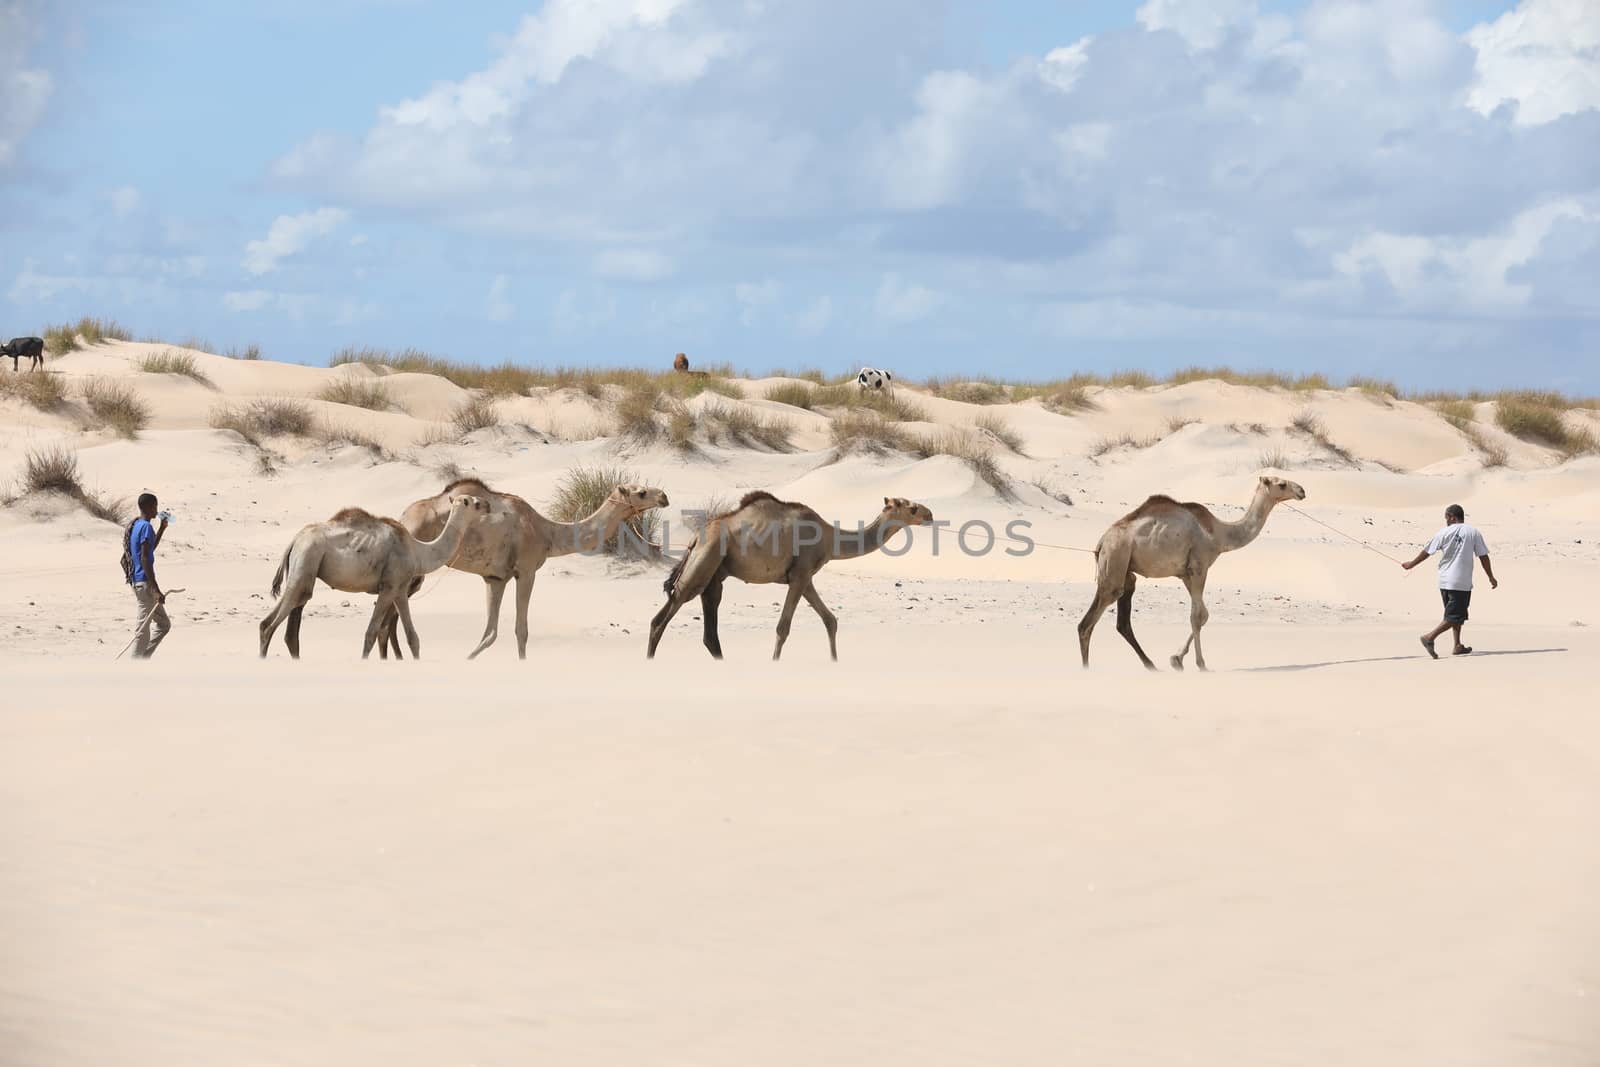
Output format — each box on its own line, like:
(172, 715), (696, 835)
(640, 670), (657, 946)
(80, 378), (150, 438)
(318, 378), (395, 411)
(16, 445), (127, 522)
(829, 413), (1010, 494)
(210, 399), (316, 444)
(0, 371), (68, 410)
(1494, 393), (1598, 456)
(547, 464), (660, 558)
(135, 350), (211, 385)
(43, 317), (132, 354)
(329, 346), (744, 401)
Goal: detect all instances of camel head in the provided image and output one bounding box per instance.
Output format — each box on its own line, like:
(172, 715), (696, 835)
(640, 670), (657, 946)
(881, 496), (934, 526)
(608, 484), (670, 515)
(1257, 475), (1306, 503)
(446, 493), (492, 521)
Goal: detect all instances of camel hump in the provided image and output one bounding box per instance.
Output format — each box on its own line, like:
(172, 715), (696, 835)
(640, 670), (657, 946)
(1121, 494), (1216, 532)
(442, 477), (495, 495)
(331, 506), (380, 524)
(737, 490), (781, 509)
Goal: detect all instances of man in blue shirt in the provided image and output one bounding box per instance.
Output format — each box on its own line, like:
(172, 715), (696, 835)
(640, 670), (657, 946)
(125, 492), (172, 658)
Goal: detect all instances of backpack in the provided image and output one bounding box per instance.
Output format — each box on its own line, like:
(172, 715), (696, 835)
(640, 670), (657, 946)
(120, 518), (139, 585)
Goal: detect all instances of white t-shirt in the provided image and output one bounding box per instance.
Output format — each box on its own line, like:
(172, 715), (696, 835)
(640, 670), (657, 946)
(1425, 523), (1489, 590)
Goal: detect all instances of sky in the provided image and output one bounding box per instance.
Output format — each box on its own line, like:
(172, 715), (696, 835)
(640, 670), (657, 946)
(2, 0), (1598, 390)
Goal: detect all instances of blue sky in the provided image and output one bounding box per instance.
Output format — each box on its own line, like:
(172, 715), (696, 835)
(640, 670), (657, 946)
(3, 0), (1598, 390)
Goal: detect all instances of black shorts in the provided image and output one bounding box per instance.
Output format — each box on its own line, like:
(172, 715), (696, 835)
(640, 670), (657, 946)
(1440, 589), (1472, 624)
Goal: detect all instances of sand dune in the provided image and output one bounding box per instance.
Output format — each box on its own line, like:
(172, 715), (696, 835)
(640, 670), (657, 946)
(2, 341), (1597, 1065)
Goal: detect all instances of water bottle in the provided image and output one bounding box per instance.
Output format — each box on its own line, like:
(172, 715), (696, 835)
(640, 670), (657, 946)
(158, 510), (174, 525)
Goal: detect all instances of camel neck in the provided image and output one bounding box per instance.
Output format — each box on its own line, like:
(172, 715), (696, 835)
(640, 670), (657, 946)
(413, 507), (473, 572)
(1214, 488), (1278, 553)
(829, 516), (904, 561)
(538, 502), (633, 558)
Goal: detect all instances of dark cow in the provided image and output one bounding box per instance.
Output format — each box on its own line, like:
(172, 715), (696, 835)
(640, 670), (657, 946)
(2, 337), (45, 372)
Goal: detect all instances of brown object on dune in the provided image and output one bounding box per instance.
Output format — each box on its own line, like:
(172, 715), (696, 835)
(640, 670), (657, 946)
(378, 478), (669, 661)
(648, 492), (933, 661)
(258, 494), (490, 660)
(1078, 475), (1306, 672)
(673, 352), (689, 372)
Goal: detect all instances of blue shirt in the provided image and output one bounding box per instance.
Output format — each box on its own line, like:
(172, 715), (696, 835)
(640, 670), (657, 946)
(129, 518), (155, 583)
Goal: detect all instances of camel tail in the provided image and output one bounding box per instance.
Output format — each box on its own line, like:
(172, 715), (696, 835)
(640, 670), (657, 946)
(663, 538), (697, 595)
(270, 543), (293, 599)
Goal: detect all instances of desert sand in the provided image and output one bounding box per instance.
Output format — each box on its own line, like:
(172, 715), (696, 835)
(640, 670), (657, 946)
(2, 341), (1598, 1065)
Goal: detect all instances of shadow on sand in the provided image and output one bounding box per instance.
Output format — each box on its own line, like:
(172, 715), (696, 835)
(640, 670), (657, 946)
(1238, 648), (1569, 674)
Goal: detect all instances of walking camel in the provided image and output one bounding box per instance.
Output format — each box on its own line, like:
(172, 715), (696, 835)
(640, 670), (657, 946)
(377, 478), (670, 660)
(259, 493), (489, 660)
(1078, 475), (1306, 671)
(648, 492), (934, 661)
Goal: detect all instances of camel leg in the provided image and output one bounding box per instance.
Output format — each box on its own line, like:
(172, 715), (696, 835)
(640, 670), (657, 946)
(395, 595), (421, 660)
(1171, 571), (1211, 672)
(467, 577), (508, 660)
(361, 593), (397, 659)
(1114, 574), (1157, 671)
(378, 605), (403, 660)
(1077, 588), (1117, 667)
(285, 606), (305, 660)
(800, 580), (838, 661)
(259, 582), (312, 658)
(647, 594), (688, 658)
(700, 577), (725, 660)
(513, 572), (534, 660)
(772, 580), (806, 661)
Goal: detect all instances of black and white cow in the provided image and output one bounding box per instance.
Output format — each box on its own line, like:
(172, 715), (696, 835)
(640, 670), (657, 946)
(856, 366), (893, 394)
(2, 337), (45, 373)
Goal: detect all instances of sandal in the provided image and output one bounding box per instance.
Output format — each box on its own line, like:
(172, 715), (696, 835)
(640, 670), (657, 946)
(1420, 637), (1438, 659)
(1452, 646), (1473, 656)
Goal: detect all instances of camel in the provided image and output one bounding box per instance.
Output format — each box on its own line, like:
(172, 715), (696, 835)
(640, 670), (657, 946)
(647, 492), (934, 661)
(377, 478), (670, 660)
(1078, 475), (1306, 672)
(258, 493), (489, 660)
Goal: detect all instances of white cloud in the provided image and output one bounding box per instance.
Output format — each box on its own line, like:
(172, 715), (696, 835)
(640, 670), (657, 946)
(735, 279), (779, 324)
(382, 0), (731, 131)
(109, 187), (142, 218)
(7, 259), (86, 303)
(223, 289), (273, 312)
(875, 273), (943, 323)
(486, 273), (514, 321)
(595, 248), (674, 281)
(1467, 0), (1600, 125)
(0, 1), (51, 169)
(349, 234), (369, 246)
(242, 208), (349, 275)
(1135, 0), (1255, 51)
(791, 295), (833, 335)
(1039, 38), (1093, 92)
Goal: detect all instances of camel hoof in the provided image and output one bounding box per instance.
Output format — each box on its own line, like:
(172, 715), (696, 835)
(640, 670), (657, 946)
(1169, 655), (1184, 671)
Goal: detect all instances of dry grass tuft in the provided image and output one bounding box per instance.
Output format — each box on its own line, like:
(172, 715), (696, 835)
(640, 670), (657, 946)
(209, 399), (316, 443)
(450, 395), (501, 436)
(614, 386), (664, 443)
(1090, 431), (1162, 457)
(17, 445), (127, 522)
(1165, 415), (1199, 433)
(811, 383), (928, 422)
(318, 423), (389, 457)
(830, 411), (917, 455)
(319, 378), (394, 411)
(1495, 394), (1596, 456)
(224, 343), (262, 360)
(1030, 477), (1074, 506)
(920, 427), (1010, 494)
(0, 371), (69, 410)
(548, 464), (660, 558)
(1258, 447), (1290, 470)
(81, 378), (150, 438)
(764, 381), (818, 409)
(43, 317), (132, 354)
(973, 411), (1025, 453)
(926, 377), (1009, 405)
(136, 350), (211, 384)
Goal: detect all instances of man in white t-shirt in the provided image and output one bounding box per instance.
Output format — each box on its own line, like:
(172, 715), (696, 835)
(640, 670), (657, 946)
(1401, 504), (1498, 658)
